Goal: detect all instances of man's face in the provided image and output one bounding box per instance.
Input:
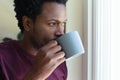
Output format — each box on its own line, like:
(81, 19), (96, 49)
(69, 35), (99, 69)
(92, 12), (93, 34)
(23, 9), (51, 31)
(29, 2), (67, 49)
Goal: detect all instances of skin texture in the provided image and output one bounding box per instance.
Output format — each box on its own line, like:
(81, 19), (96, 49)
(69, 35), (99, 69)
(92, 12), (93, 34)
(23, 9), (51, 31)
(19, 2), (67, 80)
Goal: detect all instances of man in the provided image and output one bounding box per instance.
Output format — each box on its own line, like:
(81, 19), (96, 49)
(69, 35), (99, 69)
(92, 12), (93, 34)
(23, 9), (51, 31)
(0, 0), (68, 80)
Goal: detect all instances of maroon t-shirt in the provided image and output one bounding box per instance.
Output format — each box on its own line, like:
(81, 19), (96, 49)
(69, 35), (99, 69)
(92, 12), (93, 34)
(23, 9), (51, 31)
(0, 40), (67, 80)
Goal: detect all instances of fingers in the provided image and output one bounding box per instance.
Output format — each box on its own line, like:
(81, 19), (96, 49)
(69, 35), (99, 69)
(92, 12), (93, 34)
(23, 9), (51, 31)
(57, 57), (66, 66)
(41, 40), (62, 55)
(44, 40), (58, 50)
(48, 45), (62, 54)
(53, 51), (65, 59)
(49, 52), (65, 72)
(52, 51), (66, 66)
(51, 56), (66, 70)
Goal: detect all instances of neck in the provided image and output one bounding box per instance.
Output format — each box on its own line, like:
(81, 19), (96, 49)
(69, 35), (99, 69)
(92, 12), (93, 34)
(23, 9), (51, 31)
(18, 35), (39, 56)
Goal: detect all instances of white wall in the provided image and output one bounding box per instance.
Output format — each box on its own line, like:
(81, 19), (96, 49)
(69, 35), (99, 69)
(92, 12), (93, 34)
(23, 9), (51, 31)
(0, 0), (19, 42)
(0, 0), (84, 80)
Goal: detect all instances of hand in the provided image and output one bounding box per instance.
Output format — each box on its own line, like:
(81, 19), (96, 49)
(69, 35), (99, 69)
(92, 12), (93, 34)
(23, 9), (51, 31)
(24, 40), (65, 80)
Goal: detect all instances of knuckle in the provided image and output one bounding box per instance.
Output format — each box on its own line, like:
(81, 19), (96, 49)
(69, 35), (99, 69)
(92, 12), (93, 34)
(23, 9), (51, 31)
(47, 57), (51, 62)
(40, 49), (47, 54)
(52, 40), (57, 45)
(47, 57), (54, 63)
(61, 51), (65, 55)
(58, 45), (62, 50)
(61, 52), (65, 57)
(39, 48), (50, 57)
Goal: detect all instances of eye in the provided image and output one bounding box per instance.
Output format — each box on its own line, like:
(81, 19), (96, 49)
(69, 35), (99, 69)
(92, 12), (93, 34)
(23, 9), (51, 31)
(48, 22), (57, 27)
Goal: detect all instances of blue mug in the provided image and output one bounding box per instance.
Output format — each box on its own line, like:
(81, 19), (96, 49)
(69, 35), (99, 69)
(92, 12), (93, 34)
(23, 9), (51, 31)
(56, 31), (85, 60)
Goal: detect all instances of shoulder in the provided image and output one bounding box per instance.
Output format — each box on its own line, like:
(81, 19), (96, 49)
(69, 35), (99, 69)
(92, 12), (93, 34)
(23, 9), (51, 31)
(0, 40), (18, 57)
(0, 40), (13, 51)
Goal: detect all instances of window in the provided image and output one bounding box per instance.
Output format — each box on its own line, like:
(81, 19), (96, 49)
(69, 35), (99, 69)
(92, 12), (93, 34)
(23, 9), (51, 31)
(83, 0), (120, 80)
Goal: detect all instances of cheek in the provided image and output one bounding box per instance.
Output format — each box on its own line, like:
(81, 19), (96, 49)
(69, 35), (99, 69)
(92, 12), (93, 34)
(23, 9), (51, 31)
(34, 23), (56, 41)
(43, 30), (55, 40)
(35, 28), (55, 43)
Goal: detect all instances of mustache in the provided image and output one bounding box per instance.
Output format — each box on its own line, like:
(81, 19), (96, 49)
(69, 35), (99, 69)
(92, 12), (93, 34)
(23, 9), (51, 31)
(54, 34), (63, 40)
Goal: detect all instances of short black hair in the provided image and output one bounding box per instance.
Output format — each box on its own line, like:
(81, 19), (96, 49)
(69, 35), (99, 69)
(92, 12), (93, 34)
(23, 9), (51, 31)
(14, 0), (68, 33)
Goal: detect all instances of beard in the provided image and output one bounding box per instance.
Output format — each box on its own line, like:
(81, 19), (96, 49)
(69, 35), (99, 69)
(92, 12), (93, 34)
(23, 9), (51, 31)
(30, 31), (61, 49)
(30, 36), (49, 49)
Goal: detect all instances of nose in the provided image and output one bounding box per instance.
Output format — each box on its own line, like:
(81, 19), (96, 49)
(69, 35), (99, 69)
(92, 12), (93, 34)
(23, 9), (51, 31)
(55, 26), (64, 37)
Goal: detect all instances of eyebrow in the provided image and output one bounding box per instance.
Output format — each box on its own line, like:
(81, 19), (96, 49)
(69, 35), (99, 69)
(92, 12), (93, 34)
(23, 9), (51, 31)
(47, 19), (67, 22)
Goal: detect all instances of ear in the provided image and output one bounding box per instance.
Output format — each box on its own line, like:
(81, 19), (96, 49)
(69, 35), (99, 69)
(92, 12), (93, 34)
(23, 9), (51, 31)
(22, 16), (33, 31)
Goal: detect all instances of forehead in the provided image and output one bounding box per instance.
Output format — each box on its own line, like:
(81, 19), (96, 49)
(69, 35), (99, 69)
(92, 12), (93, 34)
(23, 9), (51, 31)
(37, 2), (67, 22)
